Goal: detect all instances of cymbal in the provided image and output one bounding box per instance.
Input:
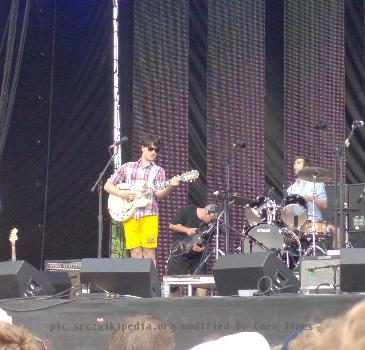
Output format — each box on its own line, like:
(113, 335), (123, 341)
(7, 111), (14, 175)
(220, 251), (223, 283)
(215, 192), (253, 206)
(337, 208), (361, 214)
(232, 195), (254, 206)
(298, 167), (334, 183)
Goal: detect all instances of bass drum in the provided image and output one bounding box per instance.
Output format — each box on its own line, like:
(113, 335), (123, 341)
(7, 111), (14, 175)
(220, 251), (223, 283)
(243, 223), (301, 268)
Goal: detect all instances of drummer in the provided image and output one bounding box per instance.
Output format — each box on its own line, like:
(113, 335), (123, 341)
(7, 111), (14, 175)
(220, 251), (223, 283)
(286, 156), (341, 250)
(286, 156), (328, 222)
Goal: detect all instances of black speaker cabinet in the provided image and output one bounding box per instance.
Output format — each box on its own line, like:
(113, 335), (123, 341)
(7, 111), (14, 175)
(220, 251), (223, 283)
(80, 258), (160, 297)
(348, 183), (365, 233)
(0, 261), (55, 299)
(340, 248), (365, 292)
(212, 252), (300, 296)
(44, 259), (81, 291)
(41, 271), (72, 295)
(321, 184), (349, 224)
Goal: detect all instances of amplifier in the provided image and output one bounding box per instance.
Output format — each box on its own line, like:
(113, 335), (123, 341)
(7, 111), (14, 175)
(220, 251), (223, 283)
(299, 255), (340, 292)
(45, 260), (81, 291)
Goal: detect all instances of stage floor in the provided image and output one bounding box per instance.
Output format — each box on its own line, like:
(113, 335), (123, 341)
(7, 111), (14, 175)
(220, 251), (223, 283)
(1, 293), (364, 350)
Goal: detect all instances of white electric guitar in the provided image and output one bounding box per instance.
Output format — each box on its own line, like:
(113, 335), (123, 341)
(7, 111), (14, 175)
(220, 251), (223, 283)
(9, 228), (18, 261)
(108, 170), (199, 222)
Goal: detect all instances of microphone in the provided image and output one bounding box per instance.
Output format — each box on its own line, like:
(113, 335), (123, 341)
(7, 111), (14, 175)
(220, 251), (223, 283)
(233, 140), (246, 149)
(314, 121), (327, 130)
(108, 136), (128, 149)
(352, 120), (364, 128)
(357, 188), (365, 203)
(212, 190), (227, 196)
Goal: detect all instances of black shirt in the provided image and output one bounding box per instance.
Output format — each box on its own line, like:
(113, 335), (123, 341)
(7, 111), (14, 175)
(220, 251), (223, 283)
(171, 205), (203, 242)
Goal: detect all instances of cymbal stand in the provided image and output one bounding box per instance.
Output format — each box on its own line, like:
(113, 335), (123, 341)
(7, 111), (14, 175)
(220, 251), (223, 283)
(342, 204), (353, 248)
(336, 124), (359, 248)
(304, 177), (321, 256)
(214, 210), (226, 260)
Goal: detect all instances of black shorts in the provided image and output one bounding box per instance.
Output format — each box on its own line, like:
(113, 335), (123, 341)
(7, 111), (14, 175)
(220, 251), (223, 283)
(166, 252), (207, 276)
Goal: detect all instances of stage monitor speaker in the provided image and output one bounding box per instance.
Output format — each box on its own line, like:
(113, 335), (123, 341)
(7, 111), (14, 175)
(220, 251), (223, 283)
(299, 255), (340, 290)
(80, 258), (160, 298)
(0, 261), (55, 299)
(212, 252), (300, 296)
(340, 248), (365, 292)
(41, 271), (72, 295)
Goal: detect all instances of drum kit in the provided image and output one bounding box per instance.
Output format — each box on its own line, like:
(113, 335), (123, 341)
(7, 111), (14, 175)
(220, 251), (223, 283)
(242, 167), (335, 270)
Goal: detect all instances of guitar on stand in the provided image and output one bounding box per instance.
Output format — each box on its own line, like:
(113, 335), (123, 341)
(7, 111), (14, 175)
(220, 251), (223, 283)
(8, 228), (18, 261)
(108, 170), (199, 222)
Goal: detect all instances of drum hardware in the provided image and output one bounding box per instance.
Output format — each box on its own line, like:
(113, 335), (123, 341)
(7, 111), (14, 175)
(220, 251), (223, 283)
(301, 241), (327, 257)
(281, 194), (307, 230)
(242, 223), (302, 269)
(220, 140), (248, 254)
(242, 231), (270, 254)
(244, 197), (280, 226)
(297, 168), (334, 256)
(213, 189), (253, 256)
(213, 210), (227, 260)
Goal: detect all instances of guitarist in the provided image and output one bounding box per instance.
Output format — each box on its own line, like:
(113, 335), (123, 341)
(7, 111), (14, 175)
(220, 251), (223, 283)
(166, 204), (217, 296)
(104, 134), (180, 265)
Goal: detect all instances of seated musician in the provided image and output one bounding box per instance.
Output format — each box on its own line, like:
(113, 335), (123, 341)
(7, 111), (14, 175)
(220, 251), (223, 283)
(166, 204), (217, 297)
(286, 156), (337, 250)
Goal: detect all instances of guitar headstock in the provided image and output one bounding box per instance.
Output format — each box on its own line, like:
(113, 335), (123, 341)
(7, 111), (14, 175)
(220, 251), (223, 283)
(179, 170), (199, 183)
(9, 228), (18, 244)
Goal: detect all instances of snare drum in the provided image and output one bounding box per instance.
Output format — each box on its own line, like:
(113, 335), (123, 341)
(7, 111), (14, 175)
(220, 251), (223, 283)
(300, 221), (332, 239)
(281, 194), (307, 229)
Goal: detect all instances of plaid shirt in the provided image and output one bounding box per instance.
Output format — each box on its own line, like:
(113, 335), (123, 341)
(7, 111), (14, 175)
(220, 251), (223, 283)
(108, 159), (166, 219)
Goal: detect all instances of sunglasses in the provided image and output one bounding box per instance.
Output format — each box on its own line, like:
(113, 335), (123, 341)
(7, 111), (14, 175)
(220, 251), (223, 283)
(147, 146), (160, 153)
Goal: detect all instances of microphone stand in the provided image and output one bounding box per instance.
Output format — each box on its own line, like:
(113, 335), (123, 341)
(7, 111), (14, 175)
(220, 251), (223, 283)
(91, 150), (118, 258)
(224, 156), (232, 255)
(336, 126), (356, 249)
(319, 123), (338, 231)
(223, 141), (246, 254)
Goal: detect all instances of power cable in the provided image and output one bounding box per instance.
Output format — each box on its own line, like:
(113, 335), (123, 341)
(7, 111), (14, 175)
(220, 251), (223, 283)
(40, 0), (57, 269)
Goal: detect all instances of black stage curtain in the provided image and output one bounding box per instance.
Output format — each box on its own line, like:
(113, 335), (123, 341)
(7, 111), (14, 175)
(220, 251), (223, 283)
(188, 0), (208, 206)
(345, 0), (365, 183)
(0, 1), (113, 266)
(265, 0), (284, 201)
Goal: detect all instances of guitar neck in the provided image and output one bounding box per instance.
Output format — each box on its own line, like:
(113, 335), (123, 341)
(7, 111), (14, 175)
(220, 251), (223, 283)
(155, 176), (181, 191)
(11, 243), (16, 261)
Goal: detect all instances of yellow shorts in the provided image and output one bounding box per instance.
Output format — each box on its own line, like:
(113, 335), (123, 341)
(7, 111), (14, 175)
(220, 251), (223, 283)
(123, 216), (159, 249)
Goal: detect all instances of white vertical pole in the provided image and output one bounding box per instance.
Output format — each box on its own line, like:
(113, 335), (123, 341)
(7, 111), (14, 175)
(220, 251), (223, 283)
(113, 1), (121, 168)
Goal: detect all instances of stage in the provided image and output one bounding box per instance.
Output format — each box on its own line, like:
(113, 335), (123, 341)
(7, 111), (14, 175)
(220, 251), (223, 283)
(1, 293), (364, 350)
